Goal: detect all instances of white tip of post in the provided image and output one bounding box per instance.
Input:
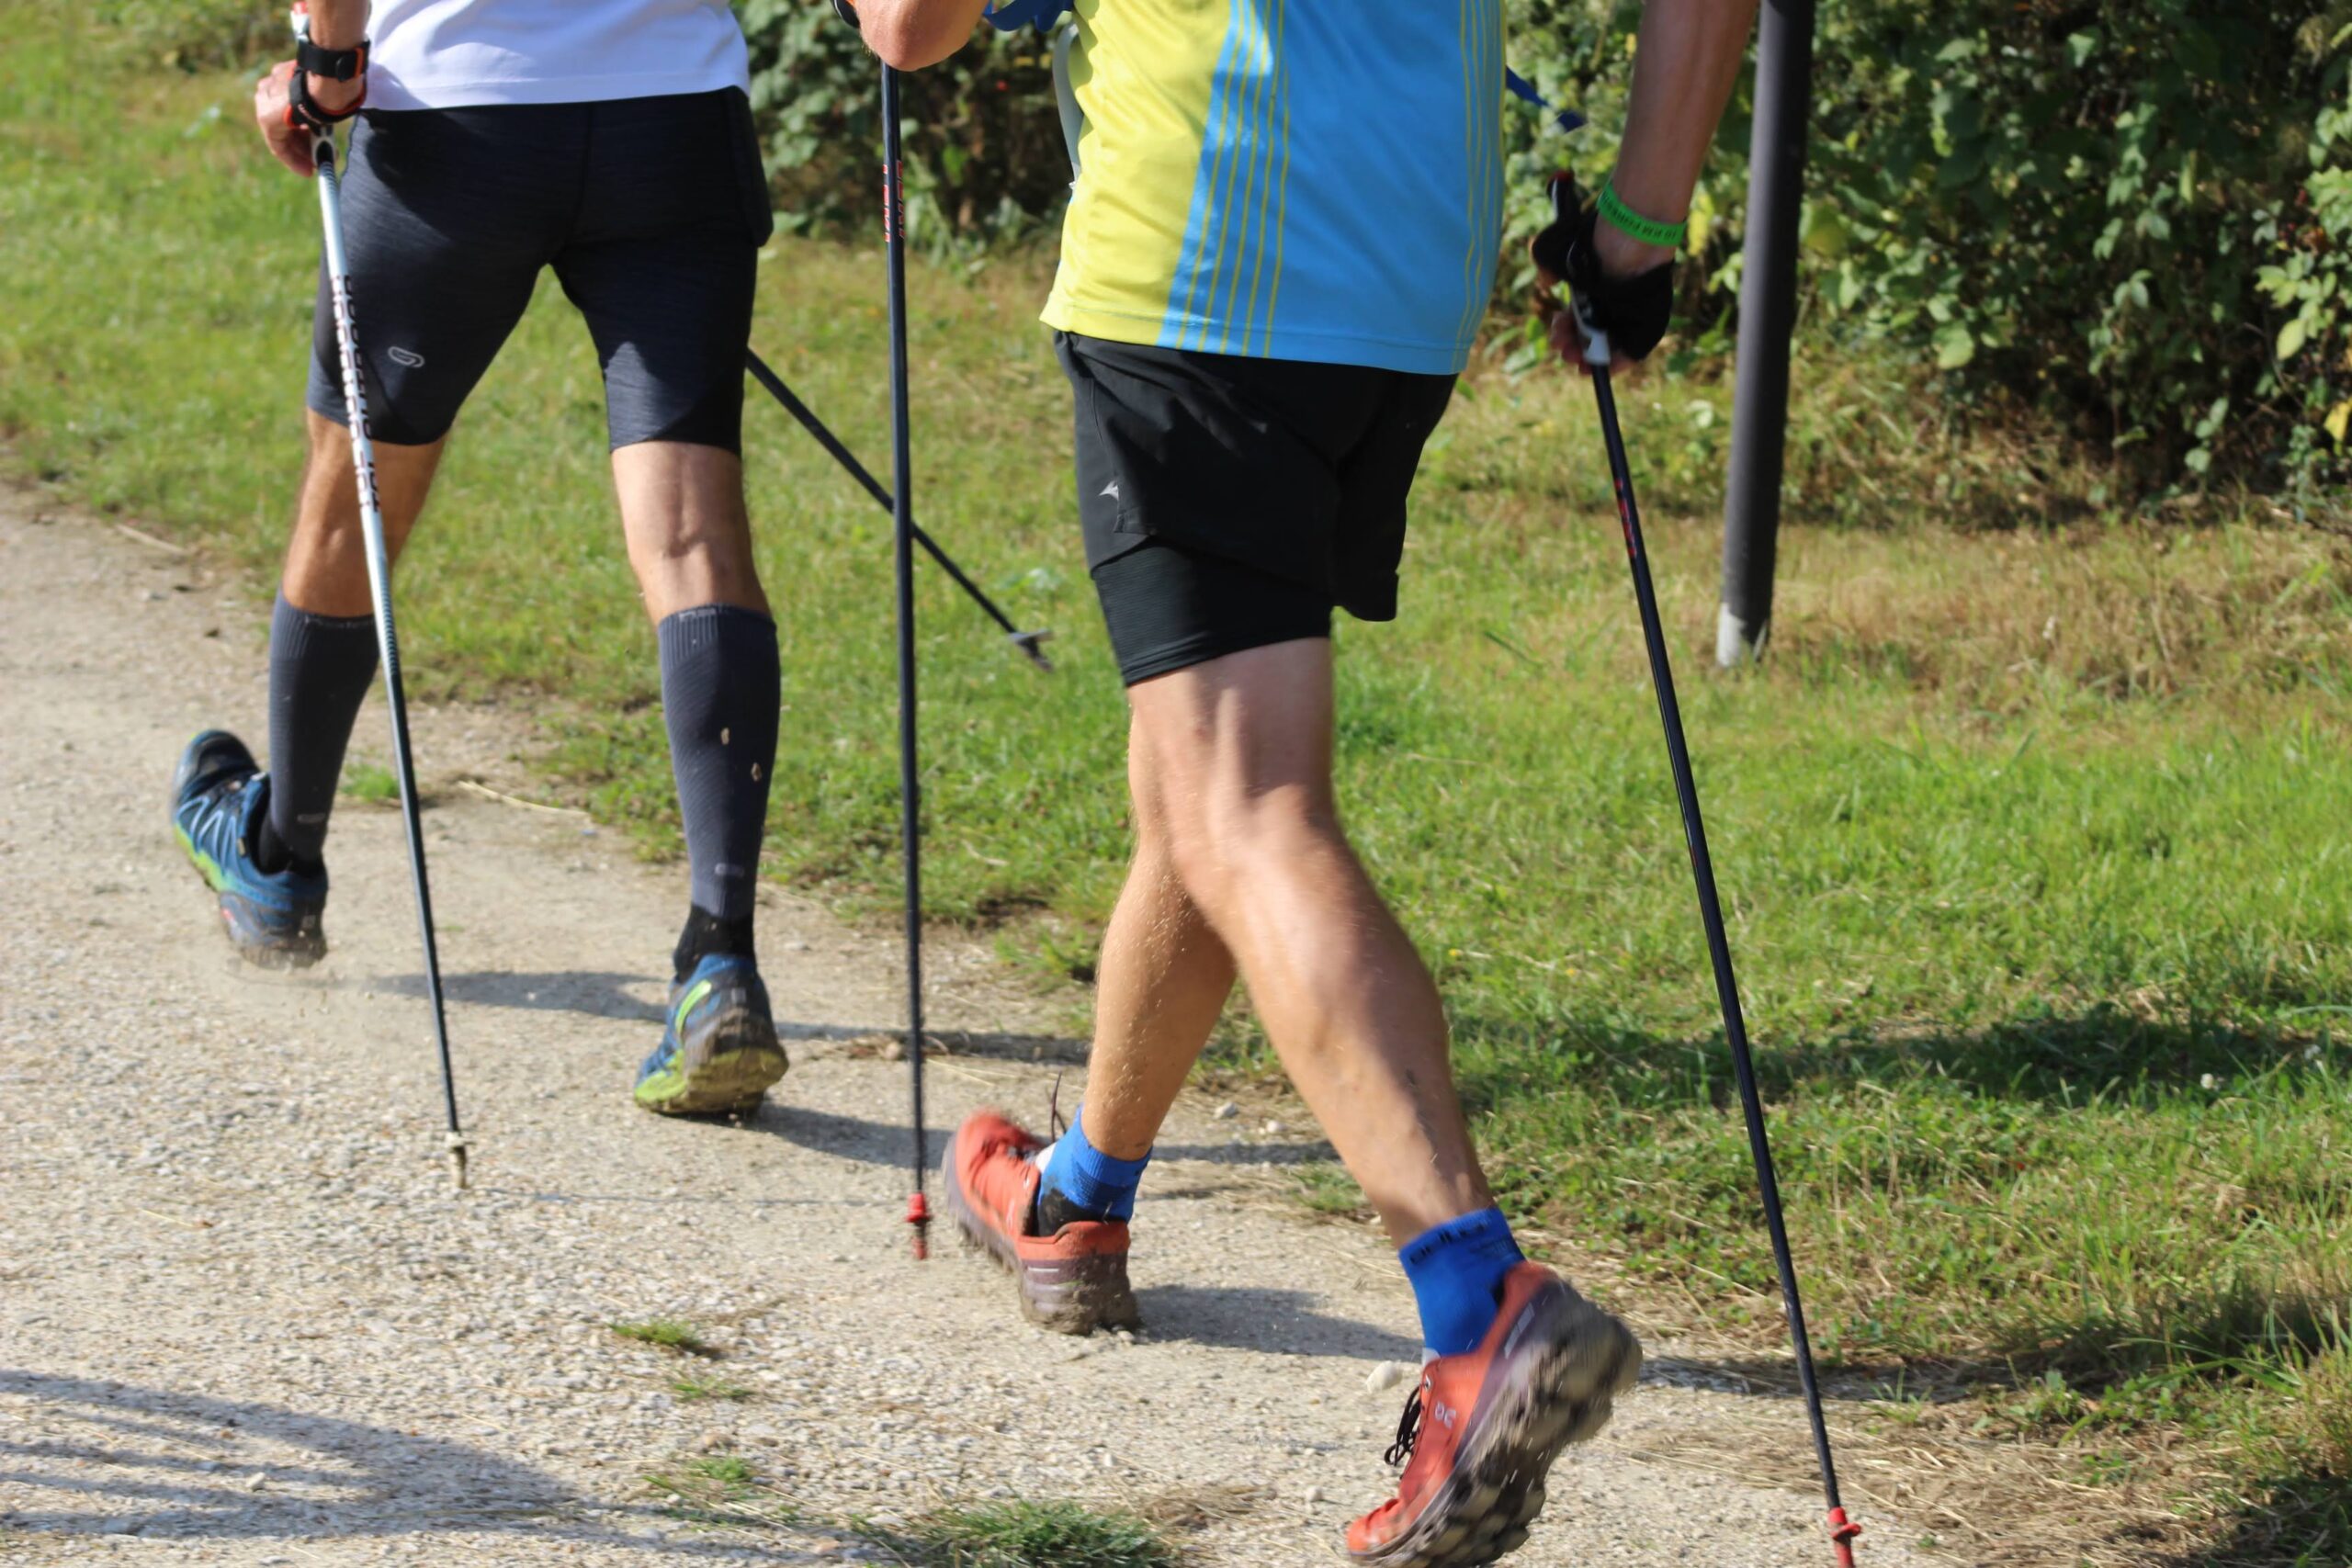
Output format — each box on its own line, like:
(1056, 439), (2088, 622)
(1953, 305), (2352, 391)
(1716, 603), (1770, 668)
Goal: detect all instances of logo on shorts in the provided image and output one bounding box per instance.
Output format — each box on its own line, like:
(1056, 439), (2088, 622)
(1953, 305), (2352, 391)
(1098, 479), (1121, 501)
(388, 346), (425, 368)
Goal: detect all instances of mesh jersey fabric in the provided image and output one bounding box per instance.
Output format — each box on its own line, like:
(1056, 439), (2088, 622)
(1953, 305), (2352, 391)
(1041, 0), (1508, 376)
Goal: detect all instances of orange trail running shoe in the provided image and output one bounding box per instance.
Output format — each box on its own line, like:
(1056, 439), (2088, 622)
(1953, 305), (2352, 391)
(942, 1108), (1141, 1336)
(1348, 1263), (1642, 1568)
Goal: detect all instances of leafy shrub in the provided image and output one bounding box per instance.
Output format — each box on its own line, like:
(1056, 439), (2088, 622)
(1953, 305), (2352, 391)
(739, 0), (1070, 252)
(1503, 1), (2352, 504)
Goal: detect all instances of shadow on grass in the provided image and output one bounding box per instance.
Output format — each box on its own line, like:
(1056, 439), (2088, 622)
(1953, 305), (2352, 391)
(1449, 1004), (2343, 1123)
(2165, 1471), (2352, 1567)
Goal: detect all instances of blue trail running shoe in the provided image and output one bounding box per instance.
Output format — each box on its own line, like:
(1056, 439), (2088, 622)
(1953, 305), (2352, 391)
(634, 953), (789, 1115)
(169, 729), (330, 969)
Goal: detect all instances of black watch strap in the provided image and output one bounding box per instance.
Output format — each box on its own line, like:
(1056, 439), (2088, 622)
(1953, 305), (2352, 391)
(294, 35), (369, 81)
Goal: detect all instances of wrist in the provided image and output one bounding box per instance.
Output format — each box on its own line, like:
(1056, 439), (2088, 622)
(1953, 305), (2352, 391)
(1593, 221), (1673, 280)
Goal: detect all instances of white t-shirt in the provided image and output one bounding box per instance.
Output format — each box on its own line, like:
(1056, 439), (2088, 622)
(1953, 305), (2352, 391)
(366, 1), (751, 112)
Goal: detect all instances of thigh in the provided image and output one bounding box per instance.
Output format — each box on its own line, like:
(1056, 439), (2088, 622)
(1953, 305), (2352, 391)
(306, 107), (570, 446)
(556, 91), (770, 453)
(1123, 637), (1340, 824)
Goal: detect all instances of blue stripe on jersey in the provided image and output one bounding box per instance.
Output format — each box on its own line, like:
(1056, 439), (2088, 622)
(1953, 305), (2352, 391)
(1156, 0), (1503, 374)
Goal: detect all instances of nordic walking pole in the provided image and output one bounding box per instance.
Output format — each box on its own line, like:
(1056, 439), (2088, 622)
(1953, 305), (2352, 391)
(744, 350), (1054, 671)
(876, 56), (932, 1261)
(1554, 175), (1857, 1566)
(308, 108), (469, 1192)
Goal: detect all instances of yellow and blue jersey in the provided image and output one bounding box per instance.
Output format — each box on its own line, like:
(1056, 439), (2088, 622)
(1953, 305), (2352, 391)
(1041, 0), (1508, 376)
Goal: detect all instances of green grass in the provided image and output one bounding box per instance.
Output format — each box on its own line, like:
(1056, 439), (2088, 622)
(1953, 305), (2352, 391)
(607, 1319), (708, 1355)
(670, 1374), (752, 1402)
(882, 1502), (1176, 1568)
(6, 8), (2350, 1560)
(340, 761), (398, 804)
(635, 1457), (1173, 1568)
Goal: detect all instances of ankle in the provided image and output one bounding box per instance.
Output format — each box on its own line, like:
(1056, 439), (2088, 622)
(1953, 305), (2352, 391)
(673, 906), (755, 981)
(1399, 1207), (1524, 1357)
(1032, 1103), (1152, 1230)
(253, 808), (321, 879)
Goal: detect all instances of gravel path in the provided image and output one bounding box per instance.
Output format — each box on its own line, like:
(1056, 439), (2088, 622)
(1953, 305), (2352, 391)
(0, 491), (1941, 1566)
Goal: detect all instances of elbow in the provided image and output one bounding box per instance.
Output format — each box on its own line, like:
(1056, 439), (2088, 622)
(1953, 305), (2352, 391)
(861, 9), (968, 71)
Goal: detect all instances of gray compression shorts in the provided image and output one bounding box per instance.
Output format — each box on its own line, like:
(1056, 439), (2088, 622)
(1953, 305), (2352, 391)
(306, 88), (773, 452)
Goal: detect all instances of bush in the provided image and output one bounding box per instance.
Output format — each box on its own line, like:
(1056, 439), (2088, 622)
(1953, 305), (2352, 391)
(739, 0), (1070, 252)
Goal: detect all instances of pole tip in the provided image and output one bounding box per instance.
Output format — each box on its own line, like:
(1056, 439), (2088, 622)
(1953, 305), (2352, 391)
(1827, 1506), (1860, 1566)
(1012, 629), (1056, 672)
(447, 1134), (469, 1191)
(906, 1190), (932, 1259)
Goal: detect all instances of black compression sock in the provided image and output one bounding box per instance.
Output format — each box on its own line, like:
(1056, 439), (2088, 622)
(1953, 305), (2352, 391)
(252, 807), (317, 878)
(266, 592), (379, 872)
(673, 906), (757, 983)
(658, 603), (780, 930)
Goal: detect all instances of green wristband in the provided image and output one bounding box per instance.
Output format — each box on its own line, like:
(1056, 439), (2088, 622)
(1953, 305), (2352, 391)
(1598, 182), (1688, 249)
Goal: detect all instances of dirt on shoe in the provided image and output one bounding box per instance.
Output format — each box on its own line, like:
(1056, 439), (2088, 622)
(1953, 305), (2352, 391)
(943, 1109), (1141, 1336)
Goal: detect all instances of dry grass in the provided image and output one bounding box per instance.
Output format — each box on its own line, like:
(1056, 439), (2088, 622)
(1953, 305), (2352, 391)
(1772, 522), (2352, 710)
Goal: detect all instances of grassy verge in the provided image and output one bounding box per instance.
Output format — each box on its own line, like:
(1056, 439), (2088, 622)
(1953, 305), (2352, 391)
(6, 9), (2349, 1562)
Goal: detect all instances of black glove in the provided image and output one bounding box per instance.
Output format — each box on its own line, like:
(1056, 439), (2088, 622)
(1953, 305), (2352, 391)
(1528, 174), (1674, 364)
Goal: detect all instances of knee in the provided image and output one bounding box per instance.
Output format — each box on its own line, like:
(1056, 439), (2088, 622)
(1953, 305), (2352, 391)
(1158, 774), (1340, 912)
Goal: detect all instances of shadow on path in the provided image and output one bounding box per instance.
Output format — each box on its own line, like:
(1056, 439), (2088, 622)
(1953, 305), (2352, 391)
(374, 973), (1091, 1067)
(0, 1371), (816, 1559)
(1132, 1287), (1421, 1364)
(374, 970), (663, 1024)
(747, 1103), (1335, 1173)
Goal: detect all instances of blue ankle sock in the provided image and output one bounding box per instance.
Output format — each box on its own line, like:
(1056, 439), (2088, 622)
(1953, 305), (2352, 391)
(1398, 1207), (1525, 1357)
(1034, 1104), (1150, 1224)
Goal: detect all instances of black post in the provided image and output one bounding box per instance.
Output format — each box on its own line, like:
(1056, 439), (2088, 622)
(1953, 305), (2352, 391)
(1718, 0), (1815, 667)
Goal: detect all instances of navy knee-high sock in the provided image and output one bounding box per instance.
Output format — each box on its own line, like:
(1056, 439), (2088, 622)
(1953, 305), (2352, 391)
(261, 592), (379, 874)
(659, 604), (780, 979)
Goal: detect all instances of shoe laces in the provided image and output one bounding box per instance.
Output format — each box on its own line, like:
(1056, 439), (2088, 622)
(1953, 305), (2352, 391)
(1383, 1381), (1427, 1467)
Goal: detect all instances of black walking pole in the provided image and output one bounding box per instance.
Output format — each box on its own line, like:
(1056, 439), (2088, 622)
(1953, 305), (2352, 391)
(1547, 175), (1857, 1566)
(302, 51), (469, 1190)
(879, 63), (931, 1260)
(744, 349), (1053, 671)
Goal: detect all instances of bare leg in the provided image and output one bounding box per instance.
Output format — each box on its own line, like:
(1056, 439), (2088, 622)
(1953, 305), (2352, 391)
(1077, 711), (1239, 1160)
(281, 411), (444, 611)
(1110, 637), (1491, 1245)
(611, 441), (767, 620)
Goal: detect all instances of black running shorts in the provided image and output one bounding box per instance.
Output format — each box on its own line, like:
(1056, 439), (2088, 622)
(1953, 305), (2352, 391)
(307, 89), (773, 452)
(1056, 333), (1457, 685)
